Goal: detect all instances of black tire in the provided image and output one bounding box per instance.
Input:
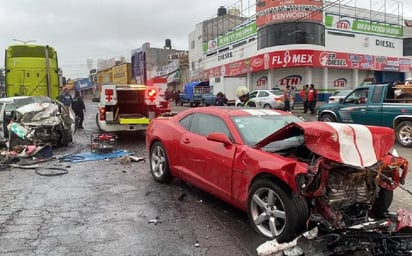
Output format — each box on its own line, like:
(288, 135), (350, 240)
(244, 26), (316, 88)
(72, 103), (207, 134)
(95, 113), (103, 132)
(263, 104), (272, 109)
(149, 141), (173, 183)
(247, 179), (308, 242)
(180, 102), (183, 106)
(236, 103), (242, 107)
(371, 188), (393, 218)
(320, 113), (336, 122)
(395, 121), (412, 148)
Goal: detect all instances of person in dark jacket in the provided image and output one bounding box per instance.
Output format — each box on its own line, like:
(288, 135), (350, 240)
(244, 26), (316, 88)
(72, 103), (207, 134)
(71, 91), (86, 129)
(59, 87), (73, 107)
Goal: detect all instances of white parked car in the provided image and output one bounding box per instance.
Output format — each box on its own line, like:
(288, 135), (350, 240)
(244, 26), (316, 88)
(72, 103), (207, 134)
(236, 89), (284, 109)
(328, 89), (352, 103)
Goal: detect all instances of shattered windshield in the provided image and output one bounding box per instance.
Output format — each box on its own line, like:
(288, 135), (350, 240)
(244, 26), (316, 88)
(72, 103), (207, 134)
(231, 115), (302, 146)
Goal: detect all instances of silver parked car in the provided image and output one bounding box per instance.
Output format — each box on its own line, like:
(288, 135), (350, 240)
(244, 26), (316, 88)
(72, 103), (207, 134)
(328, 89), (352, 103)
(236, 89), (284, 109)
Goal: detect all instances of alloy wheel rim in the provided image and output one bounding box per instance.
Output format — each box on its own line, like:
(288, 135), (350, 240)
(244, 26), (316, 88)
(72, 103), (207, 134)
(151, 146), (165, 177)
(250, 187), (286, 238)
(399, 125), (412, 145)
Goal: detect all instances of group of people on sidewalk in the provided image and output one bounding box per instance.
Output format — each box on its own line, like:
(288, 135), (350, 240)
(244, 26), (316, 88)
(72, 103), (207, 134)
(59, 88), (86, 129)
(283, 84), (317, 114)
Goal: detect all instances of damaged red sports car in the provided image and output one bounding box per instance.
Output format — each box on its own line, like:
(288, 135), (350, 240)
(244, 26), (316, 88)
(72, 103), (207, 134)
(146, 107), (409, 242)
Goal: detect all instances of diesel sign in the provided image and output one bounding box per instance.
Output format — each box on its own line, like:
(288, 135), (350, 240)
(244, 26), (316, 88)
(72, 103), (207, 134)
(375, 40), (395, 48)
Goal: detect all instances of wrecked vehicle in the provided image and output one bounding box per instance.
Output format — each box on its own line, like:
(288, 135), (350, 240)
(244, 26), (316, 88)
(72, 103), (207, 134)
(0, 96), (75, 148)
(146, 107), (409, 243)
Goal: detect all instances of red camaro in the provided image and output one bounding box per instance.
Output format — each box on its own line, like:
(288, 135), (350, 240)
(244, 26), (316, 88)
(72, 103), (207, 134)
(146, 107), (409, 242)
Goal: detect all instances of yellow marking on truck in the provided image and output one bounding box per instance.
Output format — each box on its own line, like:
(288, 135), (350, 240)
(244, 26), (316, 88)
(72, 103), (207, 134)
(119, 118), (150, 125)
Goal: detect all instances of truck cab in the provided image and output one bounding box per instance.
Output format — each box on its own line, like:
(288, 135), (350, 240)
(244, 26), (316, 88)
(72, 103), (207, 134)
(96, 84), (164, 132)
(318, 82), (412, 147)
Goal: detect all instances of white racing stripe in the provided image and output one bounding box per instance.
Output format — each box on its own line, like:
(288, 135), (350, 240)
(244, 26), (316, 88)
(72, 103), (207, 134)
(327, 123), (377, 167)
(241, 109), (281, 116)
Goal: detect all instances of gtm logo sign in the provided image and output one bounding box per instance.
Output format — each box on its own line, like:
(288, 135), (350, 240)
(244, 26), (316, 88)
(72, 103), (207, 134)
(333, 78), (347, 87)
(336, 20), (351, 30)
(278, 75), (302, 86)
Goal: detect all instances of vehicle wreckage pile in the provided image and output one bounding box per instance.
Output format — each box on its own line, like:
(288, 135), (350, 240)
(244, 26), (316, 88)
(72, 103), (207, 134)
(1, 96), (74, 150)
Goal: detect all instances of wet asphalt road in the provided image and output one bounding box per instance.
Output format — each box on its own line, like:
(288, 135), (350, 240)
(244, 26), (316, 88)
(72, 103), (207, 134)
(0, 101), (411, 256)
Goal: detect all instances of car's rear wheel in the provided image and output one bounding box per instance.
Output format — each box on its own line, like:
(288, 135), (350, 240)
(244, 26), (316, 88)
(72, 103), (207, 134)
(395, 121), (412, 148)
(263, 104), (272, 109)
(371, 188), (393, 218)
(247, 179), (308, 242)
(320, 113), (336, 122)
(150, 141), (173, 183)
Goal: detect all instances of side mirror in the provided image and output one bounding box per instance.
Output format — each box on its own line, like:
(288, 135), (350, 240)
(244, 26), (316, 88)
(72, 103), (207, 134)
(207, 132), (233, 145)
(339, 98), (345, 104)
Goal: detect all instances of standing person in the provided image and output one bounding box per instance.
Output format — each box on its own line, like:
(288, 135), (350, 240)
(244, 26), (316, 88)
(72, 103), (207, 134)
(71, 91), (86, 129)
(215, 92), (226, 106)
(283, 85), (291, 112)
(308, 84), (317, 114)
(174, 90), (180, 106)
(59, 87), (73, 107)
(235, 86), (256, 107)
(164, 88), (172, 102)
(299, 84), (309, 113)
(290, 85), (296, 110)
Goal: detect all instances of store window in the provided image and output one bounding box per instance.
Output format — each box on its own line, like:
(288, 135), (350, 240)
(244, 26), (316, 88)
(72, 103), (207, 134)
(257, 22), (325, 49)
(403, 38), (412, 56)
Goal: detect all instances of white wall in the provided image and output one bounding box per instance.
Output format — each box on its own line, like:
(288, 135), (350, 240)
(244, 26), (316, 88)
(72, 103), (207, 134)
(326, 31), (403, 56)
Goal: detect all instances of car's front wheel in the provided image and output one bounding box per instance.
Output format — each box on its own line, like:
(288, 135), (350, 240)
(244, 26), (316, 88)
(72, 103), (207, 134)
(150, 141), (173, 183)
(395, 121), (412, 147)
(320, 113), (336, 122)
(247, 179), (308, 242)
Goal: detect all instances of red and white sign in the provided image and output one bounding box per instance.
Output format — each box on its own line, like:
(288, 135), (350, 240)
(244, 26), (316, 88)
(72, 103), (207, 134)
(333, 78), (347, 87)
(256, 0), (323, 27)
(278, 75), (302, 86)
(202, 49), (412, 79)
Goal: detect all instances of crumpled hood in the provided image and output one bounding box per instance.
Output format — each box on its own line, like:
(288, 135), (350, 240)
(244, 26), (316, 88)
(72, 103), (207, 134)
(17, 102), (61, 125)
(255, 121), (395, 167)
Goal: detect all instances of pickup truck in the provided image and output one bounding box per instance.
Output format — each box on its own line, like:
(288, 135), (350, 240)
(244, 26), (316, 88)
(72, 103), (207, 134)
(180, 81), (212, 107)
(317, 81), (412, 147)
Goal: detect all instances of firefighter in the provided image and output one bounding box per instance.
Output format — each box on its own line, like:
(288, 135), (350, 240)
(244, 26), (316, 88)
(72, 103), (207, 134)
(235, 86), (256, 107)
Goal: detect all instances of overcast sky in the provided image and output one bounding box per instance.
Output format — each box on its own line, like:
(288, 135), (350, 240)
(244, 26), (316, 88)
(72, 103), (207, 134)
(1, 0), (411, 79)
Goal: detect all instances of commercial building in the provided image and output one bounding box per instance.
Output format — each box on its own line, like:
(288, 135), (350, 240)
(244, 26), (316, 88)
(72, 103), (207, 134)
(189, 1), (412, 101)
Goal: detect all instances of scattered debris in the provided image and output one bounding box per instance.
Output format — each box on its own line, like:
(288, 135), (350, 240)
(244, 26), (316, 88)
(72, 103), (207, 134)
(194, 240), (199, 247)
(177, 193), (187, 201)
(148, 216), (162, 225)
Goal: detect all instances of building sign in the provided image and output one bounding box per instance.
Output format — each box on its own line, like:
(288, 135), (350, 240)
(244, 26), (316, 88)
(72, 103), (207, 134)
(278, 75), (302, 86)
(203, 49), (412, 78)
(218, 51), (233, 61)
(325, 13), (403, 37)
(203, 21), (257, 53)
(333, 78), (347, 87)
(256, 0), (323, 27)
(256, 76), (268, 86)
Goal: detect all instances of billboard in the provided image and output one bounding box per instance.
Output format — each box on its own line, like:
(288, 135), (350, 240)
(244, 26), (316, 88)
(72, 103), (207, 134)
(203, 49), (412, 78)
(256, 0), (323, 27)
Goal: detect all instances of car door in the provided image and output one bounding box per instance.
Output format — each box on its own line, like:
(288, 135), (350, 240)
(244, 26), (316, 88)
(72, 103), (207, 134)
(338, 87), (371, 124)
(179, 113), (236, 201)
(248, 90), (259, 107)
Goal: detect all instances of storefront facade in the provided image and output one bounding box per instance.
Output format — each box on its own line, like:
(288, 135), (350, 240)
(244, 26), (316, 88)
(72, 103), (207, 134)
(194, 1), (411, 101)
